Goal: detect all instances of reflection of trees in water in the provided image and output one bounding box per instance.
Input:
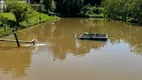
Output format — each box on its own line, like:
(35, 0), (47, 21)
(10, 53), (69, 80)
(15, 18), (142, 61)
(84, 18), (142, 54)
(43, 19), (107, 60)
(0, 48), (32, 78)
(48, 40), (106, 60)
(48, 41), (106, 60)
(49, 18), (142, 58)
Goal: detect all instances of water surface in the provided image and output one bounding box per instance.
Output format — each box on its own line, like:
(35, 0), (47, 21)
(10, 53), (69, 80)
(0, 18), (142, 80)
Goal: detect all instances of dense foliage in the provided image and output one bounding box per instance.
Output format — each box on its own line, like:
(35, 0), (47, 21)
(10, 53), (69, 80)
(5, 0), (58, 27)
(0, 0), (58, 36)
(41, 0), (103, 17)
(38, 0), (141, 25)
(6, 0), (30, 26)
(0, 0), (141, 37)
(54, 0), (84, 16)
(102, 0), (142, 25)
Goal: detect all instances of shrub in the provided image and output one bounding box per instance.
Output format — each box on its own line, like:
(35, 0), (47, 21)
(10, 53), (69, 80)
(6, 0), (33, 26)
(80, 4), (103, 17)
(31, 4), (45, 12)
(80, 4), (94, 17)
(55, 0), (84, 16)
(0, 16), (8, 26)
(128, 0), (142, 25)
(102, 0), (142, 25)
(127, 18), (138, 24)
(19, 11), (56, 27)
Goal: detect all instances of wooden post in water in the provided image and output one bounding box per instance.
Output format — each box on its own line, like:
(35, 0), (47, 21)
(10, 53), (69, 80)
(12, 30), (20, 47)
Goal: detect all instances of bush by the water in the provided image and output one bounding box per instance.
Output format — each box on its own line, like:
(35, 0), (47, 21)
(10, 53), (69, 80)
(20, 11), (57, 27)
(0, 0), (58, 36)
(102, 0), (142, 25)
(79, 4), (103, 17)
(0, 13), (14, 36)
(38, 0), (142, 25)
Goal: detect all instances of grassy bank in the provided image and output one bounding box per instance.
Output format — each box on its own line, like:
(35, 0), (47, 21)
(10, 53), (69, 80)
(0, 12), (59, 37)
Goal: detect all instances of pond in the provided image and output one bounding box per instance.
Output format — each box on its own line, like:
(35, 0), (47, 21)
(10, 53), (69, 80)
(0, 18), (142, 80)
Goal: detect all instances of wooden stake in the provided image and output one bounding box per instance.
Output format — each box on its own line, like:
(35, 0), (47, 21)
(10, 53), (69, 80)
(12, 30), (20, 47)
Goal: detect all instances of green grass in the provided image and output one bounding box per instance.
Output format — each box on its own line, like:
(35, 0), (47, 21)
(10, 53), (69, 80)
(20, 11), (59, 27)
(0, 13), (15, 21)
(0, 12), (59, 37)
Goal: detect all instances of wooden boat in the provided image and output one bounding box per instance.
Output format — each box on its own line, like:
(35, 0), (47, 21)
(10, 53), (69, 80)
(78, 32), (108, 41)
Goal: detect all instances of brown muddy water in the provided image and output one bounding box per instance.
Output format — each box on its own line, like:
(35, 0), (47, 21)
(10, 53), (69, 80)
(0, 18), (142, 80)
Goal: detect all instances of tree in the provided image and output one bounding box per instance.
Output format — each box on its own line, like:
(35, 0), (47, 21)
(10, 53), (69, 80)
(55, 0), (84, 16)
(6, 0), (32, 26)
(43, 0), (52, 12)
(128, 0), (142, 25)
(84, 0), (103, 6)
(102, 0), (129, 20)
(31, 0), (40, 4)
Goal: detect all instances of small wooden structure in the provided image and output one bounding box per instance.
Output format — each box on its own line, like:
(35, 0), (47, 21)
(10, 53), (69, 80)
(0, 30), (37, 47)
(78, 32), (108, 41)
(0, 38), (36, 44)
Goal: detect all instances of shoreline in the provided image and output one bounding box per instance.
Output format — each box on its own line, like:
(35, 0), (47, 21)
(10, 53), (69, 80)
(0, 16), (60, 38)
(0, 16), (140, 38)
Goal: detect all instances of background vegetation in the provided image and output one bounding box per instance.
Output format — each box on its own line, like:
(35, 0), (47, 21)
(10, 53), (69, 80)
(37, 0), (141, 25)
(0, 0), (58, 37)
(0, 0), (141, 37)
(102, 0), (142, 25)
